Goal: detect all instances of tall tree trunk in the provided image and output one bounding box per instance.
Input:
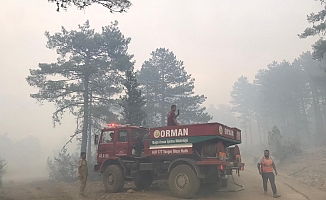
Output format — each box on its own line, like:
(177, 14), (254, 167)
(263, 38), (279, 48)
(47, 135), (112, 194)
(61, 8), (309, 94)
(81, 75), (89, 153)
(160, 70), (166, 127)
(160, 89), (166, 127)
(263, 118), (269, 143)
(243, 120), (248, 147)
(161, 110), (165, 126)
(87, 90), (92, 163)
(245, 127), (248, 147)
(249, 118), (253, 145)
(160, 92), (165, 126)
(145, 81), (150, 127)
(301, 105), (310, 137)
(257, 119), (262, 145)
(312, 83), (325, 136)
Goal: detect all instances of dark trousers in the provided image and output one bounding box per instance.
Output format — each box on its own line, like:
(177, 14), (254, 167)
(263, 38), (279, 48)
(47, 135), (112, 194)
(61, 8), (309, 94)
(262, 172), (277, 195)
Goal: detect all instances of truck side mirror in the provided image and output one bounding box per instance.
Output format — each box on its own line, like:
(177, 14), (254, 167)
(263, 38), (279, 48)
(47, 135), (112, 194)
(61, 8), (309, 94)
(94, 134), (99, 145)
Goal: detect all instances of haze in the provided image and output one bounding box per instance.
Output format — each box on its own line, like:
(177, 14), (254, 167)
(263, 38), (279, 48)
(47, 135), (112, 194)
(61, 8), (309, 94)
(0, 0), (322, 180)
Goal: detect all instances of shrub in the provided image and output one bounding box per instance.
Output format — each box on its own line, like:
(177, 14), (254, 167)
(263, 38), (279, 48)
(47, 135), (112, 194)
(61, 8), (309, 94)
(268, 126), (302, 162)
(0, 157), (6, 187)
(47, 148), (78, 182)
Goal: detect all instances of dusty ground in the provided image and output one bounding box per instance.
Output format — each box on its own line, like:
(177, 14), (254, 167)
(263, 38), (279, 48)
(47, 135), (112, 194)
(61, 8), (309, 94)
(1, 147), (326, 200)
(1, 168), (325, 200)
(278, 146), (326, 192)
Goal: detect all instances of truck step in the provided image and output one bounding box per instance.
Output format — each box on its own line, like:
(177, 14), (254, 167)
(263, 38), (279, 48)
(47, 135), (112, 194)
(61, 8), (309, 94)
(125, 176), (134, 181)
(123, 160), (135, 163)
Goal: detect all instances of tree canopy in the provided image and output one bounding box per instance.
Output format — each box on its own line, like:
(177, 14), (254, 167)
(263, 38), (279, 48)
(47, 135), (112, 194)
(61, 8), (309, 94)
(299, 0), (326, 61)
(138, 48), (211, 127)
(230, 52), (326, 146)
(119, 70), (146, 126)
(47, 148), (78, 182)
(206, 104), (238, 127)
(26, 20), (133, 153)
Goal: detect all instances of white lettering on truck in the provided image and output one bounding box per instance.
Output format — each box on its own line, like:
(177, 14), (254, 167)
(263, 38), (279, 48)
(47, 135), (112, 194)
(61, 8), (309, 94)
(155, 128), (188, 138)
(224, 128), (234, 136)
(171, 129), (177, 137)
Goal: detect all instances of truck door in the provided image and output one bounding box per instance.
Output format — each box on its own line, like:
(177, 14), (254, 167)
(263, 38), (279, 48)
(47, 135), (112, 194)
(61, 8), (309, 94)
(98, 130), (115, 159)
(115, 129), (128, 156)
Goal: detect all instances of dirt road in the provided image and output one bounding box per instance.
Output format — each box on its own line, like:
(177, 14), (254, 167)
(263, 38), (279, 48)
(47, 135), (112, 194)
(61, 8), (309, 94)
(1, 167), (325, 200)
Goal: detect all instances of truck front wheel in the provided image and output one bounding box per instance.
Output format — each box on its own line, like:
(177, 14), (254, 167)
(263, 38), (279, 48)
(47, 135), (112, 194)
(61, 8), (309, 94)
(168, 164), (200, 199)
(134, 171), (153, 190)
(103, 165), (125, 193)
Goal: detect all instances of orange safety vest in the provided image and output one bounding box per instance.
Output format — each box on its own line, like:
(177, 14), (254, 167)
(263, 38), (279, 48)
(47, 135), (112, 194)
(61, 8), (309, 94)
(261, 156), (274, 173)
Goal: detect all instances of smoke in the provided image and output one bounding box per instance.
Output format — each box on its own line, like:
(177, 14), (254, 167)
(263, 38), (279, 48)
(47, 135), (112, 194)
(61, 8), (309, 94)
(0, 133), (78, 182)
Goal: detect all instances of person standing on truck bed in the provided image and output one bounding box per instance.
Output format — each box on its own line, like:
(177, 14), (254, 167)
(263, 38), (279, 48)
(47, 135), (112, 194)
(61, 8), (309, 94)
(167, 105), (180, 126)
(257, 150), (281, 198)
(78, 152), (88, 197)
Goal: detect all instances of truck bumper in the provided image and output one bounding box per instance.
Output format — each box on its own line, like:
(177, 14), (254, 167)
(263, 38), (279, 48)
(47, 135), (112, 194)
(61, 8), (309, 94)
(196, 160), (245, 171)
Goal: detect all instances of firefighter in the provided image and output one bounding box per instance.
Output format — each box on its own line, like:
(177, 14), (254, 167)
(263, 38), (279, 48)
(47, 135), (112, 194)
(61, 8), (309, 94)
(167, 105), (180, 126)
(257, 150), (281, 198)
(78, 152), (88, 197)
(109, 132), (114, 141)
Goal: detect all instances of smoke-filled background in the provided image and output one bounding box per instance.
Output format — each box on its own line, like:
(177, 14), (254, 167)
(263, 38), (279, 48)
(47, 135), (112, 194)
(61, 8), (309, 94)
(0, 0), (324, 182)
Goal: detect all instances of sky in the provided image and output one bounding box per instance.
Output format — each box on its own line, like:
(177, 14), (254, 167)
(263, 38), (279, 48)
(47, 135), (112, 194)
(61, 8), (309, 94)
(0, 0), (322, 154)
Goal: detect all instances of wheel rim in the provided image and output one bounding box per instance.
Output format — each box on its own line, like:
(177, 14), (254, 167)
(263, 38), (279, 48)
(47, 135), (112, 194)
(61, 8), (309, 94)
(175, 173), (189, 189)
(108, 172), (114, 185)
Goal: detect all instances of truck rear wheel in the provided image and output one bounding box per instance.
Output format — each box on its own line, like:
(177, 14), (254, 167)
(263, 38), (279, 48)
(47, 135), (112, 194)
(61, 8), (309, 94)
(103, 165), (125, 193)
(134, 171), (153, 190)
(168, 164), (200, 199)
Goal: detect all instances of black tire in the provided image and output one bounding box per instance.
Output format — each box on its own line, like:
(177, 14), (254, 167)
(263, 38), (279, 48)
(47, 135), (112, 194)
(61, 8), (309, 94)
(168, 164), (200, 199)
(221, 178), (227, 188)
(103, 165), (125, 193)
(134, 171), (153, 190)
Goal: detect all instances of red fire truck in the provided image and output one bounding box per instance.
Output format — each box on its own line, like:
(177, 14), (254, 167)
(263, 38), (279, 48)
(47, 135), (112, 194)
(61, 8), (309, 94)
(94, 122), (244, 199)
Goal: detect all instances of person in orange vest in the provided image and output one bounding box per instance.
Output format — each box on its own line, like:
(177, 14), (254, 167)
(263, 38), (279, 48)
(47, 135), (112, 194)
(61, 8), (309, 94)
(257, 150), (281, 198)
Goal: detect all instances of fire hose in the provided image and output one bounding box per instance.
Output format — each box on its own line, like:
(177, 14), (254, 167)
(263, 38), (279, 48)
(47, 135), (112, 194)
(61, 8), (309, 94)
(202, 144), (244, 192)
(216, 173), (245, 193)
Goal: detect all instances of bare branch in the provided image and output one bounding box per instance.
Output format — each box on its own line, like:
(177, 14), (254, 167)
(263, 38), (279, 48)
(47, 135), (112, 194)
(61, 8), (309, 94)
(52, 102), (84, 126)
(61, 131), (79, 151)
(48, 0), (132, 12)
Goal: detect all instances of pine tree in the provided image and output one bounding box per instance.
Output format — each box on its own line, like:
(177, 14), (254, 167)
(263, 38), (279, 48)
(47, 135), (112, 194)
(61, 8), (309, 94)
(119, 70), (146, 126)
(47, 148), (78, 182)
(26, 20), (133, 154)
(230, 76), (255, 146)
(138, 48), (211, 127)
(299, 0), (326, 63)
